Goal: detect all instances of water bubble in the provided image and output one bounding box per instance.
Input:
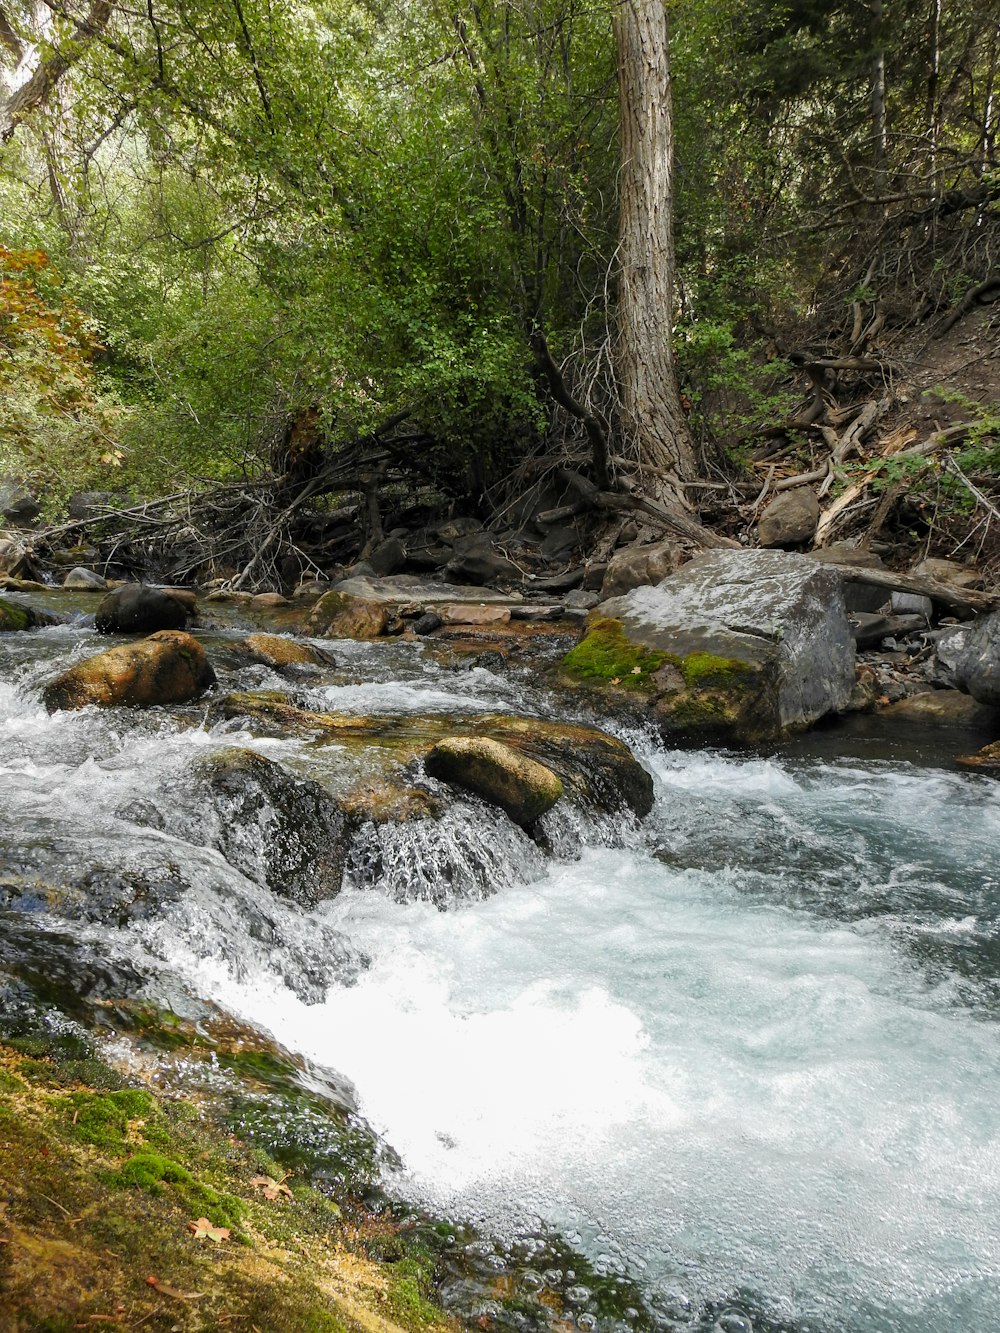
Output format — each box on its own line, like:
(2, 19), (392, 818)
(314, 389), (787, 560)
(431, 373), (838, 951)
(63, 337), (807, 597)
(713, 1311), (753, 1333)
(566, 1286), (591, 1306)
(519, 1270), (544, 1294)
(577, 1314), (598, 1331)
(543, 1268), (563, 1287)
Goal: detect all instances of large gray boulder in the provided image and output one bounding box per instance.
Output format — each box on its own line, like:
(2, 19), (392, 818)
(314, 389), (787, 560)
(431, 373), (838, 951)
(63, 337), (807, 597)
(95, 583), (195, 634)
(563, 549), (855, 742)
(936, 611), (1000, 705)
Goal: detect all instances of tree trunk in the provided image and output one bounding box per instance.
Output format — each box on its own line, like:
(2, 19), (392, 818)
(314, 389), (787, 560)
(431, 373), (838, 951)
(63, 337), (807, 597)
(870, 0), (888, 199)
(612, 0), (699, 510)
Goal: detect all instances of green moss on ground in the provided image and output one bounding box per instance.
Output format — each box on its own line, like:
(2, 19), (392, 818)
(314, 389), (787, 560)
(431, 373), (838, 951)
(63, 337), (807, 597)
(0, 1036), (457, 1333)
(0, 597), (31, 631)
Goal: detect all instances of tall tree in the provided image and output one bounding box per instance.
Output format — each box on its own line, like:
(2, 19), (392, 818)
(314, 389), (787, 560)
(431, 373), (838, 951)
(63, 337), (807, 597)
(612, 0), (699, 510)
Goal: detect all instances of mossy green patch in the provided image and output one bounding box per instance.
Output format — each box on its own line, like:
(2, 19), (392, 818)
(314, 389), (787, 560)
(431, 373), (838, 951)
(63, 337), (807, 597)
(60, 1087), (156, 1151)
(0, 597), (31, 631)
(562, 617), (668, 690)
(111, 1149), (245, 1228)
(678, 651), (752, 687)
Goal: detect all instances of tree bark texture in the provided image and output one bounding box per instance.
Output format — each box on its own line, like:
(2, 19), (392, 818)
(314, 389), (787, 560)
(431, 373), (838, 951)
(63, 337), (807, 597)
(0, 1), (114, 145)
(612, 0), (699, 508)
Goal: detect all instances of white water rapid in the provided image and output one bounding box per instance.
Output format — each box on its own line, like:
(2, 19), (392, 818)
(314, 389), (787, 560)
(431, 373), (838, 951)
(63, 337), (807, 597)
(4, 603), (1000, 1333)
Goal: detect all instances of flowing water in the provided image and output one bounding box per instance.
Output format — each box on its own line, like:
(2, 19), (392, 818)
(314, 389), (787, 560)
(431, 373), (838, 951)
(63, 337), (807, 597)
(3, 595), (1000, 1333)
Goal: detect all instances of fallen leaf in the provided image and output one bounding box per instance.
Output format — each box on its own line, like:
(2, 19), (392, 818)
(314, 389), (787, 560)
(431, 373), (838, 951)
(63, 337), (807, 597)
(187, 1216), (230, 1244)
(147, 1274), (206, 1300)
(631, 665), (642, 674)
(610, 676), (621, 685)
(250, 1174), (293, 1201)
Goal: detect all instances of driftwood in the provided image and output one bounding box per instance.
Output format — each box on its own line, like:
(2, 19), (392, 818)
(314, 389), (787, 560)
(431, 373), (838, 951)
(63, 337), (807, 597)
(555, 469), (739, 550)
(833, 564), (995, 617)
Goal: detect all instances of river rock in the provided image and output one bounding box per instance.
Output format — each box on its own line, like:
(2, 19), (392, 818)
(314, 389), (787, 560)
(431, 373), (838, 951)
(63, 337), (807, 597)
(195, 748), (347, 905)
(0, 482), (40, 529)
(95, 584), (195, 634)
(439, 603), (512, 627)
(210, 692), (654, 820)
(369, 536), (406, 576)
(600, 538), (685, 601)
(241, 632), (333, 670)
(758, 488), (820, 548)
(333, 574), (518, 605)
(882, 690), (998, 726)
(807, 542), (889, 613)
(425, 737), (563, 827)
(955, 740), (1000, 774)
(0, 597), (43, 631)
(911, 557), (981, 589)
(936, 611), (1000, 705)
(308, 590), (390, 639)
(63, 567), (107, 591)
(43, 631), (216, 711)
(565, 549), (855, 742)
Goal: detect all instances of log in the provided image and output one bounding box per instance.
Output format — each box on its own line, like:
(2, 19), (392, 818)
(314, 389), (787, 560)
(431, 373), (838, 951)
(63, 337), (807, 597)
(822, 564), (995, 617)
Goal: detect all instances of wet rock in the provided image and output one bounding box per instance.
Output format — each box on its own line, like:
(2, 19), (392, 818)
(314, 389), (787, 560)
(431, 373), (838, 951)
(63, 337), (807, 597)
(937, 611), (1000, 705)
(241, 633), (333, 670)
(43, 630), (216, 711)
(252, 592), (290, 608)
(412, 611), (442, 635)
(757, 488), (819, 548)
(63, 567), (107, 591)
(565, 589), (600, 611)
(882, 690), (999, 726)
(425, 737), (563, 827)
(0, 597), (41, 631)
(307, 590), (389, 640)
(849, 612), (925, 649)
(195, 748), (347, 906)
(565, 549), (854, 743)
(94, 584), (195, 634)
(211, 692), (654, 820)
(956, 740), (1000, 774)
(600, 539), (685, 601)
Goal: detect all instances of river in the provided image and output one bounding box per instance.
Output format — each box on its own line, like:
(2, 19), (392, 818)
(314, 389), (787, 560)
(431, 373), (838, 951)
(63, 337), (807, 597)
(3, 595), (1000, 1333)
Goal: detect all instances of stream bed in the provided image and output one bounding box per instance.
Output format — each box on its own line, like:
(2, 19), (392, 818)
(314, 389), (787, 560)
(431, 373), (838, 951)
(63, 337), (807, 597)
(3, 594), (1000, 1333)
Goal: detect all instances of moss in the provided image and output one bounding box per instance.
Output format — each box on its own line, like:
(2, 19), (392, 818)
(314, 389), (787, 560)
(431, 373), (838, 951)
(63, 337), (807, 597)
(562, 617), (669, 690)
(59, 1088), (156, 1151)
(111, 1149), (245, 1229)
(678, 650), (751, 688)
(0, 597), (31, 631)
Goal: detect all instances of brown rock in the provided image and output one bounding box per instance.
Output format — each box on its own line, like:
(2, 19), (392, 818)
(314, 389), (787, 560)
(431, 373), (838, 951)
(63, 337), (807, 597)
(758, 488), (820, 548)
(252, 592), (290, 608)
(438, 604), (512, 626)
(956, 740), (1000, 773)
(43, 631), (216, 711)
(883, 690), (998, 726)
(242, 633), (331, 669)
(425, 736), (563, 826)
(600, 539), (685, 600)
(307, 590), (389, 640)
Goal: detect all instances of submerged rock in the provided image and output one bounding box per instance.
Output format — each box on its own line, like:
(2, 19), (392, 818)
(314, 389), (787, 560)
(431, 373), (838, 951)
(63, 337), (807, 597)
(63, 567), (107, 591)
(43, 630), (216, 711)
(425, 736), (563, 827)
(564, 549), (855, 743)
(95, 583), (196, 634)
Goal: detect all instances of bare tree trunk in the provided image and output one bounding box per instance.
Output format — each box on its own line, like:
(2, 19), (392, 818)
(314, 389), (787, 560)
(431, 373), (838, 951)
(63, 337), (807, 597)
(870, 0), (888, 199)
(612, 0), (699, 511)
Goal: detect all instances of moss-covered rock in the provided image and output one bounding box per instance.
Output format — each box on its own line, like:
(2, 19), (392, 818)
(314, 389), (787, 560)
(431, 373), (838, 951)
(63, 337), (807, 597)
(43, 630), (216, 711)
(425, 736), (563, 826)
(0, 596), (46, 631)
(562, 550), (856, 743)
